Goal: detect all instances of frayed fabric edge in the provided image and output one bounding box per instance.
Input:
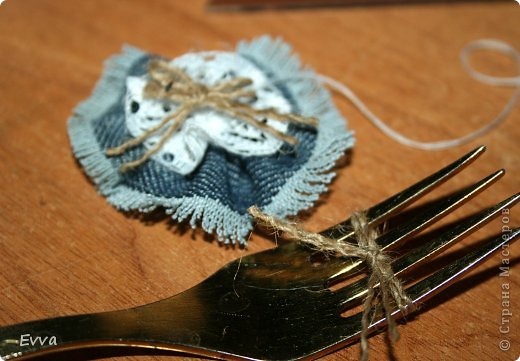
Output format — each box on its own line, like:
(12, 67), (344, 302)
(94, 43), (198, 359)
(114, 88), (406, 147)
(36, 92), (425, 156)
(68, 36), (354, 244)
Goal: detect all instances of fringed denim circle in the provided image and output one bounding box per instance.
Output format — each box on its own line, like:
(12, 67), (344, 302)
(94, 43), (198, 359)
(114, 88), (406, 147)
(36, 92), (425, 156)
(68, 36), (354, 244)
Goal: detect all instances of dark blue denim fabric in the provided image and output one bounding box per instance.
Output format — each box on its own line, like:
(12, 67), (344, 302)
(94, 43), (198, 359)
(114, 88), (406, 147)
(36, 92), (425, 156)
(93, 55), (316, 215)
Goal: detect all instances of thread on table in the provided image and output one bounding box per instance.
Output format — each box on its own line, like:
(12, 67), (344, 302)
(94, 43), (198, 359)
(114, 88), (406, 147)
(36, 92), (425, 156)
(285, 39), (520, 150)
(248, 206), (415, 361)
(106, 59), (318, 172)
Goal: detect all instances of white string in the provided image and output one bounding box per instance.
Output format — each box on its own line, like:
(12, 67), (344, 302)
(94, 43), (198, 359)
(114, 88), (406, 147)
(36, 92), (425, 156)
(314, 39), (520, 151)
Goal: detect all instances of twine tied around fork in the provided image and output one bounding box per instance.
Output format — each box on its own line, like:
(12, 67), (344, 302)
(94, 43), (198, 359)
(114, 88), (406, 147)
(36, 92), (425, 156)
(106, 60), (319, 172)
(247, 206), (416, 361)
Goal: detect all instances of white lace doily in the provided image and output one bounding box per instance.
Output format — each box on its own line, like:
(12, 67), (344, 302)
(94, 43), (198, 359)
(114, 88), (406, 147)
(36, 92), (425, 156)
(125, 51), (292, 175)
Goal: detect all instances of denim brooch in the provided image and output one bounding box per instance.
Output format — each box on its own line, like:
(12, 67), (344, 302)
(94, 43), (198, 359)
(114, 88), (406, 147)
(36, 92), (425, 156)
(68, 36), (354, 243)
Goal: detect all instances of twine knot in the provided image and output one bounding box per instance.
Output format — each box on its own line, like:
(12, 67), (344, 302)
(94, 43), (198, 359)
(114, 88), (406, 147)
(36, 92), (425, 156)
(106, 59), (318, 172)
(248, 206), (415, 361)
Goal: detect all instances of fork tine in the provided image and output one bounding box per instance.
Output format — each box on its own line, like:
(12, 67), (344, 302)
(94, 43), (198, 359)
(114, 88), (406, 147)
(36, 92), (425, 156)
(388, 192), (519, 277)
(403, 227), (519, 306)
(373, 169), (504, 251)
(324, 145), (486, 241)
(337, 227), (519, 345)
(325, 169), (504, 283)
(333, 192), (519, 307)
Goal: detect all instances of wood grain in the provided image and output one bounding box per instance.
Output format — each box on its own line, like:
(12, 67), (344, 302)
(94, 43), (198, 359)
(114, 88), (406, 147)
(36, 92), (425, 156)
(0, 1), (518, 360)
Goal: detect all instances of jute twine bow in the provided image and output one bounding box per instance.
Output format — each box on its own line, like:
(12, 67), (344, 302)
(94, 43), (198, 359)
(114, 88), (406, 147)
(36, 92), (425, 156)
(248, 206), (415, 361)
(106, 60), (318, 172)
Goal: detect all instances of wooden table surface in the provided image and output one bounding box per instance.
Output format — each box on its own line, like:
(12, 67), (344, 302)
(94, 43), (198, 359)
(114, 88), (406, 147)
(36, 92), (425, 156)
(0, 1), (518, 360)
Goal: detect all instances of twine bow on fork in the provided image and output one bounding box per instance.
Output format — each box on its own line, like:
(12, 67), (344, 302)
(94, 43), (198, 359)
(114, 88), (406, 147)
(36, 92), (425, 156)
(106, 60), (319, 172)
(248, 206), (416, 361)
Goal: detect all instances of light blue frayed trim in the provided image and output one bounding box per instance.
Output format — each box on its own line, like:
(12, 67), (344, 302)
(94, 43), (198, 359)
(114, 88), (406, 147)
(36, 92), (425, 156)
(69, 46), (142, 194)
(68, 36), (354, 244)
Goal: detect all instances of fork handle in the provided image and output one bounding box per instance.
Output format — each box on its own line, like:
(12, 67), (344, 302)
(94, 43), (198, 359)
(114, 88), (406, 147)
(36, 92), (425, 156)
(0, 306), (200, 360)
(0, 309), (137, 359)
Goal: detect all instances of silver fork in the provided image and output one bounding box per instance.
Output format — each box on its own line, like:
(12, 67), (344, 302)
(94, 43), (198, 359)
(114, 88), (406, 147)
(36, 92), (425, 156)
(0, 145), (517, 361)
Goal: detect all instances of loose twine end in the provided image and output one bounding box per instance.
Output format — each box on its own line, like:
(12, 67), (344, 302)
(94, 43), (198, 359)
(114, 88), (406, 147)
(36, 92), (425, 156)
(106, 60), (318, 172)
(247, 206), (416, 361)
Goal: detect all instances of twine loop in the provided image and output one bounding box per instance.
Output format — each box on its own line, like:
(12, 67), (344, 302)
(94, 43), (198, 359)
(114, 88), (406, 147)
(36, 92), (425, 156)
(106, 60), (318, 172)
(248, 206), (415, 361)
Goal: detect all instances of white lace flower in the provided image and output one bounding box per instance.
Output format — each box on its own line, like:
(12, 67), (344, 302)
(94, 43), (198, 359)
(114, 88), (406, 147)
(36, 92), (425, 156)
(124, 51), (294, 175)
